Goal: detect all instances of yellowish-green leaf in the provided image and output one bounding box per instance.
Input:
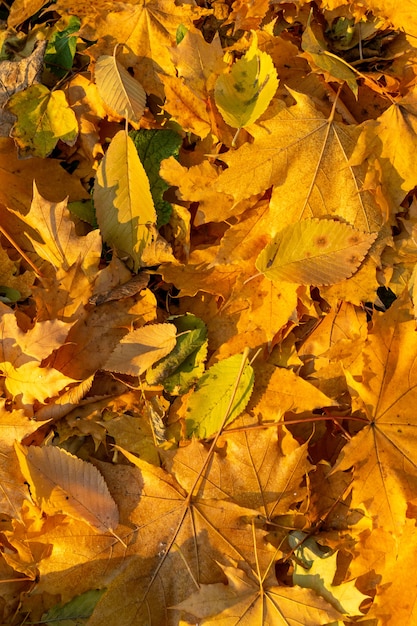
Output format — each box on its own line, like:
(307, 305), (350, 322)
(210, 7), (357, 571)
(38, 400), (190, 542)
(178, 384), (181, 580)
(14, 442), (119, 533)
(186, 353), (254, 439)
(301, 21), (358, 97)
(94, 54), (146, 125)
(214, 31), (278, 131)
(290, 532), (369, 616)
(94, 130), (157, 270)
(256, 218), (377, 286)
(6, 84), (78, 158)
(103, 323), (177, 376)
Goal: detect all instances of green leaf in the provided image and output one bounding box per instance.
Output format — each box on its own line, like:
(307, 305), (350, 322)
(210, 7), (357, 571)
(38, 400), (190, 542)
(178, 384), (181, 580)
(44, 15), (81, 78)
(41, 588), (106, 623)
(256, 218), (377, 286)
(185, 353), (254, 439)
(129, 129), (182, 226)
(0, 286), (21, 304)
(6, 84), (78, 158)
(290, 531), (369, 616)
(146, 313), (208, 394)
(301, 21), (358, 97)
(95, 54), (146, 124)
(68, 199), (97, 227)
(214, 30), (278, 131)
(94, 130), (156, 270)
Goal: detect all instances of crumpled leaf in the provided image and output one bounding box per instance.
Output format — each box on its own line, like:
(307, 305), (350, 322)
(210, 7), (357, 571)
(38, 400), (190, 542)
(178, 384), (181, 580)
(15, 442), (119, 533)
(301, 19), (358, 96)
(350, 88), (417, 206)
(185, 352), (255, 439)
(6, 84), (78, 158)
(94, 54), (146, 125)
(215, 30), (278, 131)
(0, 402), (49, 518)
(290, 531), (369, 616)
(103, 323), (177, 376)
(0, 302), (76, 409)
(94, 130), (156, 270)
(0, 40), (46, 137)
(256, 218), (377, 286)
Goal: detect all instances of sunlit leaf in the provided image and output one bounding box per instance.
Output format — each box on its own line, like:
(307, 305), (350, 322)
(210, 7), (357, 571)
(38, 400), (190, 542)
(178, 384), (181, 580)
(215, 30), (278, 131)
(6, 84), (78, 158)
(15, 442), (119, 533)
(94, 54), (146, 124)
(94, 130), (156, 270)
(185, 353), (254, 439)
(256, 218), (377, 286)
(129, 128), (182, 226)
(290, 531), (369, 616)
(103, 323), (177, 376)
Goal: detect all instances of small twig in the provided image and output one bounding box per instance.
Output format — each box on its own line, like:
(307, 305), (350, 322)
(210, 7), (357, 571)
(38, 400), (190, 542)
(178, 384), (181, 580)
(0, 223), (44, 278)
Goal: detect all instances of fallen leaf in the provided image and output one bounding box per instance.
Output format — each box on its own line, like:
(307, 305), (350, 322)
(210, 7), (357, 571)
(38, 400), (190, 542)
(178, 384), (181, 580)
(94, 54), (146, 125)
(256, 218), (377, 286)
(15, 442), (119, 533)
(94, 129), (156, 270)
(7, 84), (78, 158)
(215, 31), (278, 133)
(103, 322), (177, 376)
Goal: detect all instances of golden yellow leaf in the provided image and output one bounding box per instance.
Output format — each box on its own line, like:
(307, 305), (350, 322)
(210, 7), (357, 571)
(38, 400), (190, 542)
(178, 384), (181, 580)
(15, 442), (119, 533)
(94, 54), (146, 125)
(215, 89), (383, 233)
(103, 323), (177, 376)
(10, 183), (101, 275)
(94, 130), (156, 270)
(350, 89), (417, 206)
(0, 402), (48, 518)
(332, 294), (417, 535)
(256, 218), (377, 286)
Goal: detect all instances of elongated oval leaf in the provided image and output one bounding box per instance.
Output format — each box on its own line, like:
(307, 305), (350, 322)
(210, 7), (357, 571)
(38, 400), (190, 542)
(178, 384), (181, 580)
(94, 130), (156, 270)
(186, 353), (254, 439)
(95, 55), (146, 124)
(256, 218), (377, 286)
(103, 323), (177, 376)
(14, 442), (119, 532)
(214, 31), (278, 130)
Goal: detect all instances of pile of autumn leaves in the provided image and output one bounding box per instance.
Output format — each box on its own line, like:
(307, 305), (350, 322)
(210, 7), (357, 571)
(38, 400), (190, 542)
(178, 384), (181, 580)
(1, 0), (417, 624)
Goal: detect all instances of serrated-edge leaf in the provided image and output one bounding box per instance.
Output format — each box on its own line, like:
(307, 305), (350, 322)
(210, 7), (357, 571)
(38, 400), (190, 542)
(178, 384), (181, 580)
(186, 353), (255, 439)
(14, 442), (119, 532)
(95, 55), (146, 123)
(103, 323), (177, 376)
(214, 31), (278, 129)
(256, 218), (377, 286)
(94, 130), (156, 270)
